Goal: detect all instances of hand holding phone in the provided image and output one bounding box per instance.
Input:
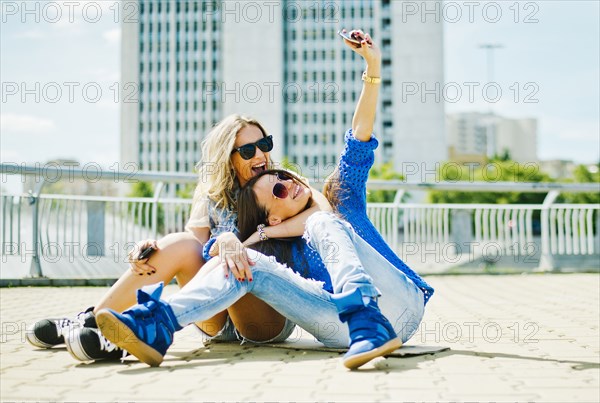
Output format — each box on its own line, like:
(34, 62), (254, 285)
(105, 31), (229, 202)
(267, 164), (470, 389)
(138, 246), (156, 260)
(337, 29), (363, 48)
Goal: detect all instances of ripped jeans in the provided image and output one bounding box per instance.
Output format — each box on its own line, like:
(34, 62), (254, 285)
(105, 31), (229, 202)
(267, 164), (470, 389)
(168, 212), (425, 348)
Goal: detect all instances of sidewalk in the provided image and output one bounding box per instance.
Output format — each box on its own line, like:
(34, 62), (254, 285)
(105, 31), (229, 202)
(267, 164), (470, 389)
(1, 274), (599, 402)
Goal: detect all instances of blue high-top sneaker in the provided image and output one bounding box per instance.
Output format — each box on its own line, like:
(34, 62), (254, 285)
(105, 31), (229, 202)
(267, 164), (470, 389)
(95, 282), (182, 367)
(332, 288), (401, 369)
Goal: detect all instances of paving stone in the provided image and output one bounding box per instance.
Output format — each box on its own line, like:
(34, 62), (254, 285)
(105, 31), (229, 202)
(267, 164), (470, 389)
(1, 274), (599, 401)
(529, 387), (600, 402)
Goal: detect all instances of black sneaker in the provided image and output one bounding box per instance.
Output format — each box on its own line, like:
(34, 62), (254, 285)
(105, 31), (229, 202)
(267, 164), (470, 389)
(26, 307), (96, 348)
(65, 327), (126, 362)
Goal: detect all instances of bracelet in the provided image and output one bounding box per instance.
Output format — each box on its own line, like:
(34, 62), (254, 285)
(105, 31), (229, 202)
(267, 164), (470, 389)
(257, 224), (269, 241)
(202, 237), (218, 262)
(362, 71), (381, 85)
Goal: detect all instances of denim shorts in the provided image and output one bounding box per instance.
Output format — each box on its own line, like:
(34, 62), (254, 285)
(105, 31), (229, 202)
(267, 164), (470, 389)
(196, 316), (297, 345)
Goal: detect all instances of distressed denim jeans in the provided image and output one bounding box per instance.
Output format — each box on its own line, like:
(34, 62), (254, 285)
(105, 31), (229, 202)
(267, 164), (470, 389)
(168, 212), (425, 347)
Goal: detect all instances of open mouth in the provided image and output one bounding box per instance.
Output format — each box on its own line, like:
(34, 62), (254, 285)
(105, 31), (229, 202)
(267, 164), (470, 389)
(251, 162), (266, 175)
(292, 184), (301, 199)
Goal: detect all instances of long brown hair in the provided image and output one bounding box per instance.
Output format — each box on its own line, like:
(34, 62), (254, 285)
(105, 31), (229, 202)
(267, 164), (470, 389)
(237, 169), (312, 272)
(322, 165), (344, 212)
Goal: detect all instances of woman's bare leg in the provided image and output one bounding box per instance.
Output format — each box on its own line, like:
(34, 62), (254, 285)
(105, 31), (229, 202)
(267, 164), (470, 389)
(93, 231), (286, 340)
(227, 295), (287, 342)
(93, 231), (228, 336)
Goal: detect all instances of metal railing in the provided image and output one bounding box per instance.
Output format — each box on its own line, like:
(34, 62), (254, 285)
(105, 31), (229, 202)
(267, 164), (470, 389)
(1, 163), (598, 278)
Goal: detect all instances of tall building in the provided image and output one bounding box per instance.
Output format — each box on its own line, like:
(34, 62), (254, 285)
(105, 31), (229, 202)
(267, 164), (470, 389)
(121, 1), (223, 177)
(121, 0), (446, 183)
(447, 112), (538, 163)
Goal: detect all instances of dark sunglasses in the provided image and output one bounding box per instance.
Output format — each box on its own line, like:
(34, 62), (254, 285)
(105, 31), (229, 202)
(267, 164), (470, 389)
(272, 171), (294, 199)
(231, 135), (273, 160)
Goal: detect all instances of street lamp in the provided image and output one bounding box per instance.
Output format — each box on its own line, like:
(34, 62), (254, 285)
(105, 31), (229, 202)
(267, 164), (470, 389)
(478, 43), (504, 158)
(478, 43), (504, 84)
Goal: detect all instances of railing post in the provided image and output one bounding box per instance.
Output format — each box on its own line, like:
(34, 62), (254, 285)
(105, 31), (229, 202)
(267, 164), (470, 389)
(451, 209), (473, 255)
(392, 190), (405, 252)
(152, 182), (165, 238)
(28, 180), (46, 277)
(538, 190), (560, 271)
(595, 210), (600, 254)
(86, 201), (106, 256)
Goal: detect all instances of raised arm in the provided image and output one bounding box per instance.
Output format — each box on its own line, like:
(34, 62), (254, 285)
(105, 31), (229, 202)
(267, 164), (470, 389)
(342, 30), (382, 142)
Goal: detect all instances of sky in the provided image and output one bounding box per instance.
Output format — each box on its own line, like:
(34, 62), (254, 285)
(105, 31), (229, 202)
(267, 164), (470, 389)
(1, 1), (599, 193)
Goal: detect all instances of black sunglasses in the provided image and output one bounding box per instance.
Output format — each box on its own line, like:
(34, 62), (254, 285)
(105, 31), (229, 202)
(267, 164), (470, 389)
(231, 135), (273, 160)
(272, 171), (294, 199)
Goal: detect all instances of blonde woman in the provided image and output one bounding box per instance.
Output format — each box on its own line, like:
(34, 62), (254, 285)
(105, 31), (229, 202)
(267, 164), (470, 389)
(26, 114), (328, 361)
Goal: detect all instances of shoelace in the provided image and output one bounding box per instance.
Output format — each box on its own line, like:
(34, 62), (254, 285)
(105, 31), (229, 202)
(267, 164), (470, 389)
(91, 328), (129, 361)
(56, 318), (78, 339)
(95, 329), (129, 361)
(95, 329), (120, 353)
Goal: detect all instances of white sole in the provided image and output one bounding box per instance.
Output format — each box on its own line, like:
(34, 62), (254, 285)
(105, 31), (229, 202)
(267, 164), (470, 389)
(64, 328), (93, 362)
(25, 332), (57, 349)
(343, 337), (402, 370)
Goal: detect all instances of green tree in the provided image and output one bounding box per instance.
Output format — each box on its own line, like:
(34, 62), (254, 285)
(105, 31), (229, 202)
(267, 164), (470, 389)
(176, 182), (196, 199)
(558, 163), (600, 204)
(367, 163), (405, 203)
(429, 159), (554, 204)
(128, 181), (165, 233)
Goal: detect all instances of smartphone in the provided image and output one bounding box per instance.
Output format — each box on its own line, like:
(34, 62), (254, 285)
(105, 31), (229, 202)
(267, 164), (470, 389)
(138, 246), (156, 260)
(337, 30), (362, 47)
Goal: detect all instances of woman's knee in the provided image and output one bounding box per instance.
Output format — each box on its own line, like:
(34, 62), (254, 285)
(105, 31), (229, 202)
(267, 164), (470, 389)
(159, 231), (198, 249)
(157, 232), (203, 262)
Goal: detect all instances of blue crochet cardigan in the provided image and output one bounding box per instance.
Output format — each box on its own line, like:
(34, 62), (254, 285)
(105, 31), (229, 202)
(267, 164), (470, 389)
(285, 129), (433, 304)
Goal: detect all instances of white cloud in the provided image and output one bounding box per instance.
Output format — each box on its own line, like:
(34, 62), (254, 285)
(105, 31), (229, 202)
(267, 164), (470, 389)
(550, 119), (600, 142)
(14, 30), (44, 39)
(50, 17), (83, 35)
(1, 113), (56, 134)
(537, 117), (600, 162)
(88, 67), (120, 83)
(103, 28), (121, 45)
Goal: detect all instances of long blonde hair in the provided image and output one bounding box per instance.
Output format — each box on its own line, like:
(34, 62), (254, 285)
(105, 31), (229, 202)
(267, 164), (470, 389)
(193, 114), (270, 212)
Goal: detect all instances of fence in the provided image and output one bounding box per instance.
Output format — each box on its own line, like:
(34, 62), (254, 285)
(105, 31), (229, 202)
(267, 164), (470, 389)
(1, 163), (598, 278)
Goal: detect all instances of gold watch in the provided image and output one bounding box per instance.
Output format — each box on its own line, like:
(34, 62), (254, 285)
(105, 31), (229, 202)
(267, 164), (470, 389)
(362, 71), (381, 84)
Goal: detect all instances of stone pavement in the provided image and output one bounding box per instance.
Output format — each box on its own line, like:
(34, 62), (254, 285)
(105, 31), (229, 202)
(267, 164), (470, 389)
(1, 274), (599, 402)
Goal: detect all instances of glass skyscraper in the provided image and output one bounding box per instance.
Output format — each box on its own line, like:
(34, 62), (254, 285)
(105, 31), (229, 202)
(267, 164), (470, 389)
(121, 0), (446, 183)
